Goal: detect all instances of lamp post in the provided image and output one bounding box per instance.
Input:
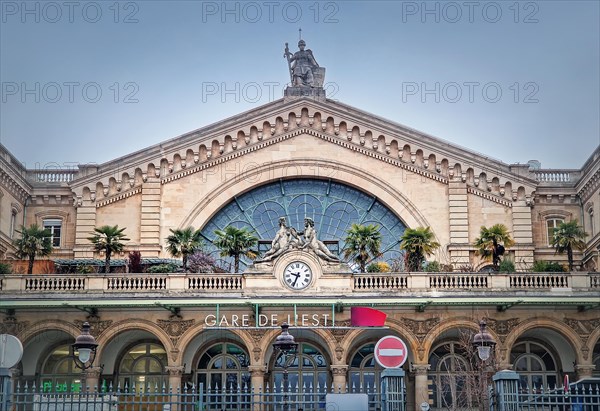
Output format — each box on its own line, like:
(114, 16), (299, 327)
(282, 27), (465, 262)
(272, 323), (298, 411)
(472, 319), (496, 411)
(71, 322), (99, 393)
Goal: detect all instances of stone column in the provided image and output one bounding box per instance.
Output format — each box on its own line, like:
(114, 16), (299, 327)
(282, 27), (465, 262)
(575, 364), (595, 380)
(83, 366), (102, 391)
(412, 364), (430, 411)
(330, 365), (348, 393)
(248, 366), (266, 411)
(166, 366), (185, 391)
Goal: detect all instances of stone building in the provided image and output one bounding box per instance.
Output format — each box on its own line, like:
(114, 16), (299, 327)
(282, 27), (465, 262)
(0, 46), (599, 410)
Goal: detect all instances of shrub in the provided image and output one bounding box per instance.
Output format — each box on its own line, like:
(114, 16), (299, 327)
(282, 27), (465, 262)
(457, 264), (475, 272)
(498, 258), (515, 273)
(188, 251), (217, 273)
(0, 262), (12, 274)
(76, 264), (94, 274)
(128, 251), (143, 273)
(366, 263), (380, 273)
(532, 260), (565, 272)
(424, 261), (441, 272)
(366, 261), (391, 273)
(147, 263), (178, 273)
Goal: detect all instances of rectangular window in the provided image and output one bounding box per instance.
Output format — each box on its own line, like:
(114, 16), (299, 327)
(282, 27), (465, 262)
(546, 219), (563, 246)
(43, 219), (62, 247)
(10, 210), (17, 239)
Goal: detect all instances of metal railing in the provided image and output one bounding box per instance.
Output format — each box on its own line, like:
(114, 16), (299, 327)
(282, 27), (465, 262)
(7, 381), (385, 411)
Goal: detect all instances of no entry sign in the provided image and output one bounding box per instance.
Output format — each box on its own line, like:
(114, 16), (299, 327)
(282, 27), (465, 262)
(374, 336), (408, 368)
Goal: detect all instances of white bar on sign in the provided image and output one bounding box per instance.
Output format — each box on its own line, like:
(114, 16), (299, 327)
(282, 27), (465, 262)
(379, 348), (404, 356)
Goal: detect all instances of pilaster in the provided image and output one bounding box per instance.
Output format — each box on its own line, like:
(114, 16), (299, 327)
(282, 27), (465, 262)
(83, 366), (102, 391)
(512, 200), (534, 269)
(73, 202), (96, 258)
(140, 180), (162, 257)
(575, 364), (596, 380)
(448, 180), (470, 265)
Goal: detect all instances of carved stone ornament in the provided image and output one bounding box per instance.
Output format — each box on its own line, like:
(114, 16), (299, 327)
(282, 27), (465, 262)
(335, 345), (344, 362)
(563, 318), (600, 335)
(74, 319), (113, 338)
(165, 366), (184, 377)
(330, 365), (348, 376)
(486, 318), (520, 343)
(0, 316), (29, 336)
(398, 317), (440, 342)
(246, 328), (265, 345)
(157, 318), (195, 338)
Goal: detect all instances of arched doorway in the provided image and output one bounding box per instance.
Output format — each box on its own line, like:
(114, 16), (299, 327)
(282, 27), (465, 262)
(510, 340), (559, 390)
(115, 342), (168, 390)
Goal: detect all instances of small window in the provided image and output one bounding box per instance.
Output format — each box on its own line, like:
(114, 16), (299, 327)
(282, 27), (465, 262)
(43, 219), (62, 248)
(546, 218), (563, 246)
(10, 209), (17, 239)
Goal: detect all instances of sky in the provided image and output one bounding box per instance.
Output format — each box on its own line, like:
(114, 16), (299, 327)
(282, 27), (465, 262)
(1, 0), (599, 170)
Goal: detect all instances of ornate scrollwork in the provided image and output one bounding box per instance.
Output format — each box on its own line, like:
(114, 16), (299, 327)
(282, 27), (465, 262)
(398, 317), (440, 343)
(486, 318), (520, 343)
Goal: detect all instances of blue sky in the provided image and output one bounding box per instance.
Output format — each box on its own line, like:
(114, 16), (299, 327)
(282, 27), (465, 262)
(1, 1), (598, 170)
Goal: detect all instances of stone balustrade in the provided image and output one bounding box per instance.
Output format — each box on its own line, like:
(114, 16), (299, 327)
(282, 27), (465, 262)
(0, 272), (597, 295)
(30, 170), (77, 183)
(534, 170), (579, 183)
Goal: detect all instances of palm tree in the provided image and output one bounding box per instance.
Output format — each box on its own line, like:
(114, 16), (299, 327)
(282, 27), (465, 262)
(343, 224), (382, 273)
(551, 220), (588, 271)
(166, 227), (204, 272)
(400, 227), (440, 271)
(88, 225), (129, 273)
(213, 226), (258, 273)
(13, 224), (53, 274)
(473, 224), (515, 269)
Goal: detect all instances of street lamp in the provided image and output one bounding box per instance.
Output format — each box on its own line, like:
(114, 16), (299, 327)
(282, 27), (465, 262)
(472, 319), (496, 362)
(272, 323), (298, 411)
(472, 319), (496, 411)
(71, 322), (98, 370)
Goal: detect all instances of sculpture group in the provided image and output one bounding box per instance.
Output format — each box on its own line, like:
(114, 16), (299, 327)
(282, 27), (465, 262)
(255, 217), (339, 263)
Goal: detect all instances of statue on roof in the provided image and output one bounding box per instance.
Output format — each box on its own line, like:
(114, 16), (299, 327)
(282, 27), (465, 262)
(284, 40), (325, 88)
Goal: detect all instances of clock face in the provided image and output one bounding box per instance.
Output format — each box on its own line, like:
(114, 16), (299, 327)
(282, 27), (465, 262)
(284, 261), (313, 290)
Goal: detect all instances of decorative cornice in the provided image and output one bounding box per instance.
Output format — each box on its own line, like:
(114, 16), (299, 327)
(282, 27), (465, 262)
(161, 127), (449, 187)
(96, 186), (142, 208)
(467, 186), (513, 208)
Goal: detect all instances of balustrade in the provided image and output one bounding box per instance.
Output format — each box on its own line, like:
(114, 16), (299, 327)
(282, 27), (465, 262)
(106, 276), (167, 291)
(429, 273), (488, 289)
(509, 273), (570, 288)
(31, 171), (76, 183)
(354, 274), (408, 290)
(188, 275), (243, 291)
(25, 276), (86, 291)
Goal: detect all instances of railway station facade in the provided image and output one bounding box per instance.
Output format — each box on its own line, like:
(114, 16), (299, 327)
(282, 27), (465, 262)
(1, 70), (599, 410)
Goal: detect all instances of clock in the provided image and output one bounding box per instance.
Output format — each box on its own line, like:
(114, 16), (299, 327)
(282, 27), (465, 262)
(283, 261), (313, 290)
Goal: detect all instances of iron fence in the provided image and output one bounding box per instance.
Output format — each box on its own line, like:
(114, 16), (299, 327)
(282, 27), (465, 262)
(491, 382), (600, 411)
(6, 381), (384, 411)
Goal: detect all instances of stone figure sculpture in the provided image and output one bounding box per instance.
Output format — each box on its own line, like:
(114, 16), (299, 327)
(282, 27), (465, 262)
(285, 40), (321, 87)
(255, 216), (340, 263)
(301, 217), (340, 262)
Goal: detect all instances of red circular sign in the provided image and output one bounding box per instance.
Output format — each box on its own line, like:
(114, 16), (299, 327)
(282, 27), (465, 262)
(374, 336), (408, 368)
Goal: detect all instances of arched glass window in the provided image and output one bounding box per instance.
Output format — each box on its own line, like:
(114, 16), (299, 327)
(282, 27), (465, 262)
(429, 341), (473, 408)
(349, 343), (383, 406)
(510, 341), (558, 390)
(196, 343), (250, 410)
(271, 342), (329, 409)
(117, 343), (168, 390)
(40, 344), (82, 393)
(201, 179), (407, 270)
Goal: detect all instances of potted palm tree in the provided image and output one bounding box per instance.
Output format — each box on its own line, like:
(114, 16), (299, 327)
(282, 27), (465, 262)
(550, 220), (587, 271)
(343, 223), (382, 273)
(213, 226), (258, 273)
(13, 224), (53, 274)
(473, 224), (514, 270)
(165, 227), (204, 272)
(88, 225), (129, 274)
(400, 227), (440, 271)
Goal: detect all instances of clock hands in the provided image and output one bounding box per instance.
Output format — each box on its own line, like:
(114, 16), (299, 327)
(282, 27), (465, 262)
(291, 271), (301, 287)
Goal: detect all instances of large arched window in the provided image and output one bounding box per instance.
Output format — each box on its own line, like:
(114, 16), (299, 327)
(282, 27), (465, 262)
(201, 179), (407, 271)
(117, 342), (168, 390)
(349, 343), (383, 391)
(39, 344), (82, 393)
(271, 342), (329, 409)
(429, 341), (473, 409)
(510, 341), (558, 390)
(196, 343), (251, 410)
